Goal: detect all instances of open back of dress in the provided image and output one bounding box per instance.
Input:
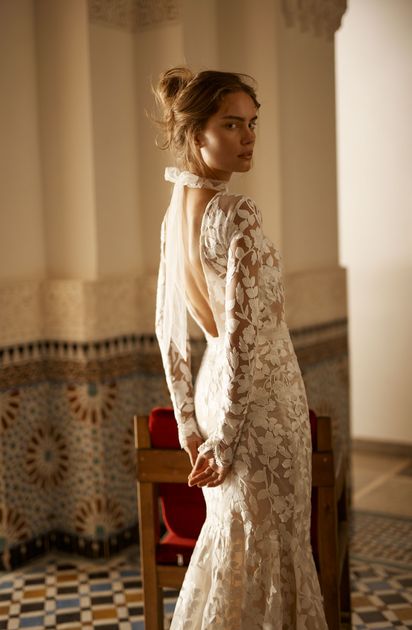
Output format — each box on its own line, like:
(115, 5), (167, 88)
(181, 189), (221, 339)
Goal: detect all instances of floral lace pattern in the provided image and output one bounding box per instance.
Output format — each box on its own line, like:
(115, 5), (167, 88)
(155, 185), (328, 628)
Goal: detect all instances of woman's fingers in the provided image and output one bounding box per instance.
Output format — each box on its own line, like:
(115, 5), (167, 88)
(188, 446), (198, 467)
(206, 466), (231, 487)
(188, 467), (213, 486)
(195, 469), (219, 487)
(206, 477), (222, 488)
(187, 452), (231, 488)
(187, 455), (209, 486)
(190, 454), (208, 475)
(189, 465), (229, 488)
(184, 437), (205, 467)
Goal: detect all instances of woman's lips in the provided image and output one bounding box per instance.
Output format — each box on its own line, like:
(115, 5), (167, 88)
(238, 152), (253, 159)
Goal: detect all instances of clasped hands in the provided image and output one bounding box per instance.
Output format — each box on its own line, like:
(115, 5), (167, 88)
(185, 435), (230, 488)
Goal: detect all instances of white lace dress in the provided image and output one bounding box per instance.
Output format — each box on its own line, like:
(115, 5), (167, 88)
(155, 170), (328, 629)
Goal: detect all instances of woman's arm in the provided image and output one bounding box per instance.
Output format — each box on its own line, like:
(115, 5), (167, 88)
(196, 196), (262, 469)
(155, 219), (203, 454)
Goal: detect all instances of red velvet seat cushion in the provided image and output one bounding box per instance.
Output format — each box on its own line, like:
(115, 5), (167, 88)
(159, 482), (206, 539)
(156, 532), (197, 566)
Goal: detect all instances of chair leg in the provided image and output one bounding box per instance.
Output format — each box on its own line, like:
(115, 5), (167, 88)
(137, 480), (164, 630)
(340, 545), (352, 622)
(317, 486), (340, 630)
(142, 580), (164, 630)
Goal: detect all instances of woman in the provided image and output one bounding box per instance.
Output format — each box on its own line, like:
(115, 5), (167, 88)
(154, 67), (328, 629)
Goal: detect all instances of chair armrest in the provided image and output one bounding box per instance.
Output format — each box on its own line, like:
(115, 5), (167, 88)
(137, 449), (191, 483)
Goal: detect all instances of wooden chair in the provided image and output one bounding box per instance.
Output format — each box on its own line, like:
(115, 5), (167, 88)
(135, 408), (351, 630)
(310, 411), (351, 628)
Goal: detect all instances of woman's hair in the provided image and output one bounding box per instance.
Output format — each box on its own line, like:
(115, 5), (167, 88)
(152, 67), (260, 173)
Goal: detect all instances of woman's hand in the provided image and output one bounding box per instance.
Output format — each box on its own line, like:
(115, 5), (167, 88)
(184, 434), (205, 467)
(188, 451), (231, 488)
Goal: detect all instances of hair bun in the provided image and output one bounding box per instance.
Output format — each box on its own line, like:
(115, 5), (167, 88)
(151, 66), (260, 171)
(156, 67), (193, 109)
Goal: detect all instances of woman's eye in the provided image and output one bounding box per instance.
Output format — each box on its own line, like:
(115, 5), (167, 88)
(225, 123), (237, 129)
(249, 121), (257, 130)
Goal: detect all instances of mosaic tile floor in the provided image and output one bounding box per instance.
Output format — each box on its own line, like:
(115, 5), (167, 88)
(1, 509), (411, 629)
(350, 456), (412, 629)
(0, 546), (178, 629)
(2, 450), (412, 629)
(351, 557), (412, 629)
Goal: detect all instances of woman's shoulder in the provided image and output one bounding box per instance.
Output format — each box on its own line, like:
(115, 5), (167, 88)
(212, 191), (259, 216)
(203, 193), (262, 248)
(212, 192), (262, 232)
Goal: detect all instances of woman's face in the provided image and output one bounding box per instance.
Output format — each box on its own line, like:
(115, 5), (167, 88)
(197, 90), (258, 180)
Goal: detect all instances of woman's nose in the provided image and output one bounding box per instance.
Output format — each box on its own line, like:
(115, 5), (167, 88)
(242, 127), (255, 144)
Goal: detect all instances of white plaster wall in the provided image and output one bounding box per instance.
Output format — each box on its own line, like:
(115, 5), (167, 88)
(182, 0), (218, 69)
(0, 0), (45, 281)
(89, 23), (142, 277)
(278, 14), (339, 273)
(135, 21), (186, 274)
(35, 0), (98, 280)
(336, 0), (412, 443)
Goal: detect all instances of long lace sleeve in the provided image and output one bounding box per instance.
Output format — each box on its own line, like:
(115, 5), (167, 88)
(198, 197), (262, 467)
(155, 219), (202, 449)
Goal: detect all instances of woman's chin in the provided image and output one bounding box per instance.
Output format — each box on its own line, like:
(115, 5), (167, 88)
(236, 160), (253, 173)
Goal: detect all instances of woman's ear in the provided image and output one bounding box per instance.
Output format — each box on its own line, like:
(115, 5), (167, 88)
(194, 130), (205, 148)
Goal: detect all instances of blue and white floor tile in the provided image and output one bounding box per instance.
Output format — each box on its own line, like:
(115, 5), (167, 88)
(1, 454), (412, 629)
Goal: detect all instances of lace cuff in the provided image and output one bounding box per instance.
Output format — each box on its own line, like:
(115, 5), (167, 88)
(177, 418), (202, 450)
(197, 438), (232, 468)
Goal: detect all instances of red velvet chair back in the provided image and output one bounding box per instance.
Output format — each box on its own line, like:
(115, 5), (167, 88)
(149, 407), (206, 541)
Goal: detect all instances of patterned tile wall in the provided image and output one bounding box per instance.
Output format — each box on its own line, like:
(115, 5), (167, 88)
(0, 315), (348, 570)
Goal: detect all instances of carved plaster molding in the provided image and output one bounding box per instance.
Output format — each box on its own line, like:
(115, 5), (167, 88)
(0, 266), (347, 346)
(0, 278), (143, 345)
(88, 0), (180, 32)
(281, 0), (347, 41)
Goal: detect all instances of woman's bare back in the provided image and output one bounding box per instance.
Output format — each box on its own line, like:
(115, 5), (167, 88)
(182, 187), (220, 338)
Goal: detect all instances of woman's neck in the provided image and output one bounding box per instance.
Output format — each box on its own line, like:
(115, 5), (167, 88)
(185, 165), (232, 183)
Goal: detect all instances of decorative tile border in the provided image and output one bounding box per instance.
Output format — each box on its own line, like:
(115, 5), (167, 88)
(0, 334), (208, 389)
(0, 276), (348, 571)
(0, 526), (139, 572)
(0, 320), (346, 369)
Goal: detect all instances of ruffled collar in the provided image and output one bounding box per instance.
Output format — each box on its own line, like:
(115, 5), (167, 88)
(165, 167), (229, 192)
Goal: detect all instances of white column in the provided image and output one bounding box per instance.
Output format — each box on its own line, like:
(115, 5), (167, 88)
(336, 0), (412, 444)
(35, 0), (98, 280)
(0, 0), (45, 281)
(89, 22), (142, 277)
